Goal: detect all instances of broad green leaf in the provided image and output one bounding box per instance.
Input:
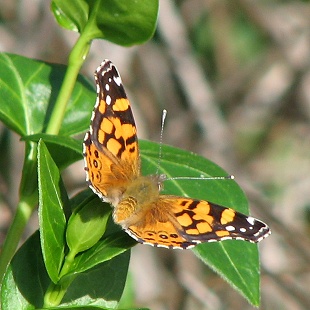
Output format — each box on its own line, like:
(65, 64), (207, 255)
(24, 133), (82, 170)
(1, 232), (131, 309)
(67, 230), (136, 276)
(0, 53), (94, 137)
(140, 140), (247, 210)
(139, 140), (261, 305)
(66, 196), (111, 255)
(51, 0), (159, 46)
(51, 0), (88, 32)
(1, 232), (49, 309)
(60, 252), (131, 308)
(194, 241), (260, 306)
(38, 140), (67, 283)
(70, 189), (96, 211)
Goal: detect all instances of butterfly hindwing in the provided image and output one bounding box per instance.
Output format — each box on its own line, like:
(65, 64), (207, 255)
(126, 219), (196, 249)
(124, 196), (269, 249)
(166, 197), (269, 243)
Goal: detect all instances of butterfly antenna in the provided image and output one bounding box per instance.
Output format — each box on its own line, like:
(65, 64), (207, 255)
(156, 109), (234, 183)
(156, 109), (167, 175)
(166, 175), (235, 181)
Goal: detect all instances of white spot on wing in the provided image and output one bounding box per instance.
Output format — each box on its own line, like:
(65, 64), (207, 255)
(246, 217), (255, 225)
(218, 236), (232, 241)
(105, 83), (110, 91)
(226, 225), (235, 231)
(113, 76), (122, 86)
(106, 95), (111, 105)
(96, 83), (100, 95)
(236, 237), (246, 241)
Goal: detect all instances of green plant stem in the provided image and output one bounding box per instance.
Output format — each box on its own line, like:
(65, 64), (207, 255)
(58, 249), (77, 279)
(45, 31), (92, 135)
(43, 250), (77, 307)
(0, 197), (36, 281)
(46, 0), (102, 135)
(0, 143), (38, 282)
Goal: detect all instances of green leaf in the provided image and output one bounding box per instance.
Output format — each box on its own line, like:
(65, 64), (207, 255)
(67, 230), (136, 276)
(140, 140), (247, 210)
(60, 251), (131, 308)
(139, 140), (261, 305)
(66, 197), (111, 255)
(194, 241), (260, 306)
(38, 140), (67, 283)
(24, 133), (83, 170)
(51, 0), (159, 46)
(1, 232), (50, 309)
(51, 0), (87, 32)
(1, 231), (131, 309)
(55, 193), (136, 278)
(0, 53), (94, 137)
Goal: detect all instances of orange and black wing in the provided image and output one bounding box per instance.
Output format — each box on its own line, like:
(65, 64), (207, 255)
(126, 196), (270, 249)
(83, 60), (140, 202)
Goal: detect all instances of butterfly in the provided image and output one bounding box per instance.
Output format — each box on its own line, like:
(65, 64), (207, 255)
(83, 59), (271, 249)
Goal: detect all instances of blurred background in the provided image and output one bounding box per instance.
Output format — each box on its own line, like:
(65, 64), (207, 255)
(1, 0), (310, 309)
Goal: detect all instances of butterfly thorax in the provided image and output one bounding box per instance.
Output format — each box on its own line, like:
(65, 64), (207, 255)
(113, 174), (165, 227)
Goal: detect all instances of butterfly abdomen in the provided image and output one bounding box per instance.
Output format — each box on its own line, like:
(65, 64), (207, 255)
(113, 196), (137, 225)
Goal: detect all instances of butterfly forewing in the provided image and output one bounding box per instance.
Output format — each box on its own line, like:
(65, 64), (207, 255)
(84, 60), (140, 202)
